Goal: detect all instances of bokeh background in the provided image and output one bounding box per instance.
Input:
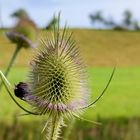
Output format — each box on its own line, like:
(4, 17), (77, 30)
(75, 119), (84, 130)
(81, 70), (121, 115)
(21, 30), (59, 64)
(0, 0), (140, 140)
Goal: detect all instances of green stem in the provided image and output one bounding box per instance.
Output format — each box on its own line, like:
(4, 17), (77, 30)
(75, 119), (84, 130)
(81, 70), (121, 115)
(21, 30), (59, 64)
(5, 45), (21, 76)
(47, 114), (63, 140)
(0, 45), (21, 90)
(63, 119), (75, 140)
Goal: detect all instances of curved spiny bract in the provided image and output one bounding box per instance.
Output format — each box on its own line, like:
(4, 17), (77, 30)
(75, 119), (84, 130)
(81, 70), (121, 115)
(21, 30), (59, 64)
(26, 27), (89, 117)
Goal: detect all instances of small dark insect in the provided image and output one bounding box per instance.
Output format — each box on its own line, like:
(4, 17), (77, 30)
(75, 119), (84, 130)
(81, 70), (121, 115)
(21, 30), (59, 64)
(14, 82), (29, 100)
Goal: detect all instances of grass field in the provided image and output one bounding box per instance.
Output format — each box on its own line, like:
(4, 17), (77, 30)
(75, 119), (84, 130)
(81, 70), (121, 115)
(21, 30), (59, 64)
(1, 29), (140, 67)
(0, 29), (140, 139)
(0, 67), (140, 120)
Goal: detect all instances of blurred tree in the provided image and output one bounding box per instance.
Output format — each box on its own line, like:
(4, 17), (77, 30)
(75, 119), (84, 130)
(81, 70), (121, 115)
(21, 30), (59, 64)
(89, 10), (140, 31)
(89, 11), (116, 29)
(122, 10), (140, 30)
(123, 10), (132, 27)
(89, 11), (105, 27)
(104, 18), (116, 28)
(89, 11), (104, 23)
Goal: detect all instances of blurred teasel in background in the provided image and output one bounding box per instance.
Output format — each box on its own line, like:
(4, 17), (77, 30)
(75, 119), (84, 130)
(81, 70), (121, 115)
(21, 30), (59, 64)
(7, 8), (38, 48)
(0, 15), (115, 140)
(0, 8), (38, 89)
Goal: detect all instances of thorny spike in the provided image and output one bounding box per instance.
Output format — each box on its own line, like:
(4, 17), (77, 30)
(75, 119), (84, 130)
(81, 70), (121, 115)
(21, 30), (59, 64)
(72, 112), (102, 125)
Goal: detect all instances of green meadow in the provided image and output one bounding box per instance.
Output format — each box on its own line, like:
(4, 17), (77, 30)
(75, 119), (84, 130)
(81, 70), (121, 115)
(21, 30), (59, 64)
(0, 29), (140, 140)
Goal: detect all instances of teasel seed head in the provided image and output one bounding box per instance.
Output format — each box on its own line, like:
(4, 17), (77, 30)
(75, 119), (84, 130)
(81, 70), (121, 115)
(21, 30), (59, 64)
(6, 14), (38, 49)
(24, 24), (89, 116)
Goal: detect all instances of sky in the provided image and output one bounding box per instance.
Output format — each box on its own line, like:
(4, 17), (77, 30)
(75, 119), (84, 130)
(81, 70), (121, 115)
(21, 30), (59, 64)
(0, 0), (140, 28)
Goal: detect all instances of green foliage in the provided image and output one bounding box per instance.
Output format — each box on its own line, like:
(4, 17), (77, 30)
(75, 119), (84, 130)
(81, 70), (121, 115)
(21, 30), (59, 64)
(73, 117), (140, 140)
(0, 117), (140, 140)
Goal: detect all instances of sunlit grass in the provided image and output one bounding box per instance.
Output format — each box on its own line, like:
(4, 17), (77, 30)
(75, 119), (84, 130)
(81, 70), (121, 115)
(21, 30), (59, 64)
(0, 67), (140, 121)
(85, 67), (140, 119)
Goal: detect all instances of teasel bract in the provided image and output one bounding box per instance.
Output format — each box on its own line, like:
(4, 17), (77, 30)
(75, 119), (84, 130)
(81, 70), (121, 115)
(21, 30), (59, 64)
(0, 15), (115, 140)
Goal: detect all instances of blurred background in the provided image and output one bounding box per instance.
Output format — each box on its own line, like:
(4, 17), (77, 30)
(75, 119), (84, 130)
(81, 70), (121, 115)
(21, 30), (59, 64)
(0, 0), (140, 140)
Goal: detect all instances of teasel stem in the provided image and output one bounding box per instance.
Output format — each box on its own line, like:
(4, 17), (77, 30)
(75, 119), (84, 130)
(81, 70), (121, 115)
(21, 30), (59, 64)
(5, 45), (21, 76)
(46, 114), (63, 140)
(0, 45), (21, 90)
(63, 118), (75, 140)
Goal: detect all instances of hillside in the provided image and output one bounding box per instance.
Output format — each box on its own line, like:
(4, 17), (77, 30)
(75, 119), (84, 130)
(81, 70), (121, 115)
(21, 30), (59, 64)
(0, 29), (140, 67)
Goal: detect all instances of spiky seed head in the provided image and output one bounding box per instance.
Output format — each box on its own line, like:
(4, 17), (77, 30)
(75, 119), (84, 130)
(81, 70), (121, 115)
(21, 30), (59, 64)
(25, 26), (89, 116)
(6, 17), (38, 48)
